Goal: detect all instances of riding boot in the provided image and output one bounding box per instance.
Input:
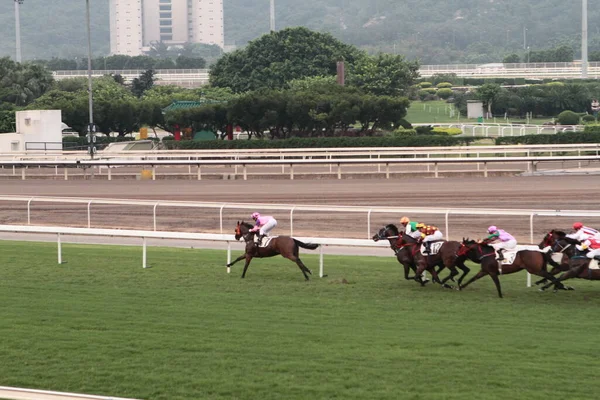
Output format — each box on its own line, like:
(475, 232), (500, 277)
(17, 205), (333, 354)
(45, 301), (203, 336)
(255, 234), (264, 248)
(496, 249), (505, 261)
(424, 241), (431, 254)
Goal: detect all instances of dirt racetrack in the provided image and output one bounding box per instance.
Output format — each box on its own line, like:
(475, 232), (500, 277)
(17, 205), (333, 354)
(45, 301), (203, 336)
(0, 175), (599, 244)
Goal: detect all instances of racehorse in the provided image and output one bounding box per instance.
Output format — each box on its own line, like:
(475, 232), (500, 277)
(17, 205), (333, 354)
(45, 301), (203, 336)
(457, 238), (568, 298)
(539, 236), (600, 291)
(373, 224), (470, 288)
(535, 230), (571, 286)
(372, 224), (431, 285)
(226, 221), (319, 280)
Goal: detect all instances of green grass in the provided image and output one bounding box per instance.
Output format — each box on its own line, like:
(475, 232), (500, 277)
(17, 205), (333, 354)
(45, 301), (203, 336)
(1, 241), (599, 400)
(407, 101), (554, 126)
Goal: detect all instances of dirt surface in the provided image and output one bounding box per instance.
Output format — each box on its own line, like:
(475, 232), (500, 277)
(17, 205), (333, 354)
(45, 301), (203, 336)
(0, 176), (599, 243)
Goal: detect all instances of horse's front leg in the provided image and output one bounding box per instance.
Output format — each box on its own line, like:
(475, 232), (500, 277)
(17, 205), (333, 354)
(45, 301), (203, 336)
(241, 256), (254, 278)
(227, 253), (247, 269)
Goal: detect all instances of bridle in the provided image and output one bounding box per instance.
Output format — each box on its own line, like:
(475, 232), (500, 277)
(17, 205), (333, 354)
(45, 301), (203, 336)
(458, 242), (495, 262)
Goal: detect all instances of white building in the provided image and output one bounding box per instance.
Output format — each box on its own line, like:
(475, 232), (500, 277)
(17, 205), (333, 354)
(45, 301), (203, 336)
(109, 0), (224, 56)
(0, 110), (63, 153)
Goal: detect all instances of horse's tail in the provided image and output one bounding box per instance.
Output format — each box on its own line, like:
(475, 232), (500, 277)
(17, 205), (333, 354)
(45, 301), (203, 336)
(293, 239), (320, 250)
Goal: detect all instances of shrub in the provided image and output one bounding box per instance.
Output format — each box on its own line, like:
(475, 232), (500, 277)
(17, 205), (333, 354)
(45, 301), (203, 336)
(436, 88), (453, 99)
(392, 128), (417, 136)
(424, 87), (437, 94)
(432, 127), (462, 136)
(581, 115), (596, 123)
(583, 124), (600, 133)
(417, 90), (430, 101)
(419, 82), (433, 88)
(436, 82), (453, 89)
(496, 131), (600, 145)
(557, 110), (581, 125)
(395, 118), (412, 129)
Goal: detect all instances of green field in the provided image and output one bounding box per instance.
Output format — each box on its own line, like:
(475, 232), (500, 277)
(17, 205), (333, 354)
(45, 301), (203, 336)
(1, 241), (599, 400)
(406, 101), (554, 126)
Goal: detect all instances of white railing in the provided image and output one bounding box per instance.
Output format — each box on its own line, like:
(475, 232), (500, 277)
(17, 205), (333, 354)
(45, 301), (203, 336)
(0, 224), (384, 278)
(3, 143), (598, 161)
(0, 385), (141, 400)
(3, 195), (600, 244)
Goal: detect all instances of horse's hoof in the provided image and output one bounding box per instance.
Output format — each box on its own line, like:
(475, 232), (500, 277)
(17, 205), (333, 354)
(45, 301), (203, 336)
(538, 288), (546, 292)
(443, 284), (454, 289)
(567, 286), (575, 291)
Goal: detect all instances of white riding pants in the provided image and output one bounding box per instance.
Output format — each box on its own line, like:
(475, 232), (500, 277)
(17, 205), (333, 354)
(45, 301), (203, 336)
(491, 239), (517, 251)
(586, 248), (600, 258)
(259, 219), (277, 236)
(423, 231), (443, 242)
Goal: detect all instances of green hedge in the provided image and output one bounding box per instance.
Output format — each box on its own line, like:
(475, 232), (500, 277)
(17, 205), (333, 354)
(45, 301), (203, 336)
(163, 135), (480, 149)
(495, 131), (600, 145)
(62, 136), (153, 150)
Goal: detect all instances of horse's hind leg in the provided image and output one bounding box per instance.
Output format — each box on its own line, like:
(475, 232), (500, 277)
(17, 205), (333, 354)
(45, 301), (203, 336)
(459, 269), (488, 291)
(455, 262), (471, 287)
(285, 254), (311, 281)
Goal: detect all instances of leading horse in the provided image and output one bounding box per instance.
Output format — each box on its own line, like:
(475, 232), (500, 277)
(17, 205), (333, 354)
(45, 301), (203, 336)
(226, 221), (319, 280)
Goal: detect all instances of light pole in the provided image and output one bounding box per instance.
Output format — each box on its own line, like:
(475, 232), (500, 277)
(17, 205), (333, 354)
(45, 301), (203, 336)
(85, 0), (96, 159)
(523, 27), (528, 50)
(582, 0), (588, 78)
(14, 0), (24, 62)
(269, 0), (275, 32)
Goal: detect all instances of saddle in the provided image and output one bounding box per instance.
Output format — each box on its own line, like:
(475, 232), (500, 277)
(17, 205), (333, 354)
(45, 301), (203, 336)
(496, 245), (549, 265)
(256, 236), (276, 247)
(420, 240), (444, 256)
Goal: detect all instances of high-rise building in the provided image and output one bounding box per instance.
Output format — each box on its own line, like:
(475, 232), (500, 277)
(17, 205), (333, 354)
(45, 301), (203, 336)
(109, 0), (224, 56)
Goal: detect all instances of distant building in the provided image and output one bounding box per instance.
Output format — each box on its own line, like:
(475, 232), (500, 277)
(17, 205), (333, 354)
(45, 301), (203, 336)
(109, 0), (224, 56)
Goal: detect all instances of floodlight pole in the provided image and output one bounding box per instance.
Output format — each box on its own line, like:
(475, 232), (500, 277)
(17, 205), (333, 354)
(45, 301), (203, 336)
(86, 0), (95, 159)
(14, 0), (23, 63)
(582, 0), (588, 78)
(270, 0), (275, 32)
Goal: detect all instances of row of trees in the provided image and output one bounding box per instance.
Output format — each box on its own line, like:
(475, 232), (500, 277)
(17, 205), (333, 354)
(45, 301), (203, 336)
(166, 82), (409, 139)
(35, 54), (206, 71)
(455, 82), (599, 118)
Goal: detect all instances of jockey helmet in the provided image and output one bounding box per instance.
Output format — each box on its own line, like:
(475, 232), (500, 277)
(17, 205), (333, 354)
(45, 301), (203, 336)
(487, 225), (498, 233)
(416, 223), (425, 228)
(573, 222), (583, 230)
(400, 216), (410, 225)
(251, 212), (260, 220)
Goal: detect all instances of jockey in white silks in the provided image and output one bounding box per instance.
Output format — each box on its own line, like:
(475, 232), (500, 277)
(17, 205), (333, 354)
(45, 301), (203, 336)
(567, 222), (600, 241)
(484, 226), (517, 261)
(577, 237), (600, 260)
(250, 212), (277, 246)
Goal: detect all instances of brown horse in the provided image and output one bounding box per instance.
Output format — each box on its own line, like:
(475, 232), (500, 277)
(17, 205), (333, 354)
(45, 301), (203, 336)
(540, 236), (600, 291)
(457, 238), (568, 298)
(226, 221), (319, 280)
(372, 224), (431, 285)
(535, 230), (571, 286)
(373, 224), (470, 288)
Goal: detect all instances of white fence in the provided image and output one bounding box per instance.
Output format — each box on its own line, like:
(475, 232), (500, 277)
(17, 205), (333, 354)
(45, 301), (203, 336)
(3, 143), (600, 161)
(0, 385), (141, 400)
(0, 224), (383, 278)
(4, 195), (600, 244)
(1, 154), (599, 180)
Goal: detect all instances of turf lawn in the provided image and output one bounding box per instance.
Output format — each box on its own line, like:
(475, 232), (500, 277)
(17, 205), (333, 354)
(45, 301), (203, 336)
(0, 241), (598, 400)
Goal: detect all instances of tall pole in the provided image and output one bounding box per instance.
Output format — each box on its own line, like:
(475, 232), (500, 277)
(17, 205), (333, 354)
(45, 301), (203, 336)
(582, 0), (588, 78)
(86, 0), (95, 159)
(14, 0), (23, 62)
(270, 0), (275, 32)
(523, 27), (527, 50)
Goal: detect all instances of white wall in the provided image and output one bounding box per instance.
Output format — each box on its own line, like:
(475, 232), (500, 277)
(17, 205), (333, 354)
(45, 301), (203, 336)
(110, 0), (144, 56)
(0, 110), (64, 152)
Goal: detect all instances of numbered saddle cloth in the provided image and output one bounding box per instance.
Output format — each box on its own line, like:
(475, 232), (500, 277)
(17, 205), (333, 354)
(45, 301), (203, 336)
(497, 245), (548, 265)
(420, 241), (444, 255)
(257, 236), (276, 247)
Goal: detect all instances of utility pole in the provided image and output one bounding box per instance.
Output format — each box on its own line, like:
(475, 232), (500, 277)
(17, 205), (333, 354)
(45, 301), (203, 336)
(86, 0), (96, 159)
(582, 0), (588, 78)
(14, 0), (23, 62)
(270, 0), (275, 32)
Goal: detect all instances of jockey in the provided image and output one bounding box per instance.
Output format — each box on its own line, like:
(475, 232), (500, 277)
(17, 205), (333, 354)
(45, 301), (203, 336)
(578, 237), (600, 260)
(484, 226), (516, 261)
(399, 216), (423, 240)
(566, 222), (600, 241)
(250, 212), (277, 247)
(417, 223), (443, 254)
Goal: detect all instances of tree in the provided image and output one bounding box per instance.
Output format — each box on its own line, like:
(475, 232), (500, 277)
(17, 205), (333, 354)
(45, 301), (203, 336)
(175, 56), (206, 69)
(476, 83), (502, 118)
(503, 54), (520, 63)
(346, 53), (419, 96)
(210, 27), (363, 93)
(131, 70), (155, 98)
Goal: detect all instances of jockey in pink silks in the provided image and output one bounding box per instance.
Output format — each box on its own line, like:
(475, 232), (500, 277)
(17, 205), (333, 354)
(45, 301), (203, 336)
(250, 212), (277, 246)
(484, 225), (517, 261)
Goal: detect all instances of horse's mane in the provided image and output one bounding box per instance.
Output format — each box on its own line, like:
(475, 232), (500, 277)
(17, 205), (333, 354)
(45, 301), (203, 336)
(551, 229), (567, 237)
(240, 221), (254, 229)
(462, 237), (477, 245)
(385, 224), (400, 235)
